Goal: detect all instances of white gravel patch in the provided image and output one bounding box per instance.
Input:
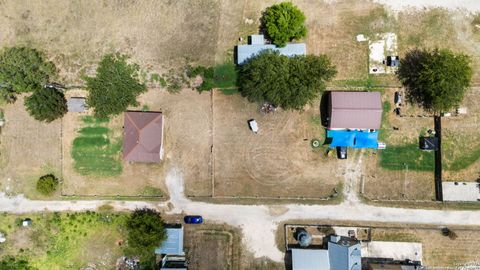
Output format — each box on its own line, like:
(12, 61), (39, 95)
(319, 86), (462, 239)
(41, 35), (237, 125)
(372, 0), (480, 12)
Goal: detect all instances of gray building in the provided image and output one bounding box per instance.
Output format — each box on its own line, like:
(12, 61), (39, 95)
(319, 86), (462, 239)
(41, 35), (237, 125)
(291, 235), (361, 270)
(155, 226), (187, 270)
(236, 34), (306, 65)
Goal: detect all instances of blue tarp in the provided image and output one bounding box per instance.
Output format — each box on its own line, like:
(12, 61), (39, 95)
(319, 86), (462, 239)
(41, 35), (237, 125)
(327, 130), (379, 149)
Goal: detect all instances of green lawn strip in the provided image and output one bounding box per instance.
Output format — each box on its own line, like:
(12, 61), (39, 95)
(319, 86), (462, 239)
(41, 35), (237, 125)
(71, 117), (122, 177)
(380, 143), (434, 171)
(81, 116), (109, 125)
(219, 88), (239, 95)
(213, 62), (237, 89)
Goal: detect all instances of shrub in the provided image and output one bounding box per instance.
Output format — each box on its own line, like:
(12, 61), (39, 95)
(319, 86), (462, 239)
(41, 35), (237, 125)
(36, 174), (59, 196)
(24, 87), (67, 122)
(0, 47), (56, 93)
(261, 2), (307, 47)
(85, 53), (146, 118)
(0, 256), (37, 270)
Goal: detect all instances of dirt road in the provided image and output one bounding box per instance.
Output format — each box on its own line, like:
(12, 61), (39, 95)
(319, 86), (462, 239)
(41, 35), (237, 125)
(372, 0), (480, 11)
(2, 167), (480, 262)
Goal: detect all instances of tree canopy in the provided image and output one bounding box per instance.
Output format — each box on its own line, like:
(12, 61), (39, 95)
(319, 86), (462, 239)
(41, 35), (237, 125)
(0, 47), (56, 93)
(24, 87), (67, 122)
(85, 54), (146, 118)
(125, 208), (166, 269)
(397, 48), (472, 114)
(261, 2), (307, 47)
(238, 50), (336, 110)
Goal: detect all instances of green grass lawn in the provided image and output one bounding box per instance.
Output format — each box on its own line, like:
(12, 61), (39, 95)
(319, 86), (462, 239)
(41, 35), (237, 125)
(71, 116), (122, 177)
(379, 143), (434, 171)
(0, 212), (125, 270)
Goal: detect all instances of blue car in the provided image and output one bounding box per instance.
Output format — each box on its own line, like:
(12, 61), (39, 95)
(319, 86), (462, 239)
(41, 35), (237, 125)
(184, 215), (203, 224)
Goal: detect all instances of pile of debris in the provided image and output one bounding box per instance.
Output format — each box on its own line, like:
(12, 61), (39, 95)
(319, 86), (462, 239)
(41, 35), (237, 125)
(260, 102), (276, 114)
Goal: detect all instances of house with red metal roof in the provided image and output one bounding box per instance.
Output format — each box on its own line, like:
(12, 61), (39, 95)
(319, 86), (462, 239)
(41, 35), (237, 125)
(123, 111), (164, 163)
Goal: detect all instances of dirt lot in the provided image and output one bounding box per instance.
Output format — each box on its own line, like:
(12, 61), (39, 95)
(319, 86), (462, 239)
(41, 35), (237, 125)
(212, 93), (342, 198)
(0, 95), (62, 198)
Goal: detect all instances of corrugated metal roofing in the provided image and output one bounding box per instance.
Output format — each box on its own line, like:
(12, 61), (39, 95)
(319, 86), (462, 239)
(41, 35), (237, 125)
(236, 43), (306, 64)
(155, 228), (184, 255)
(67, 97), (87, 112)
(329, 92), (382, 129)
(291, 249), (330, 270)
(123, 111), (164, 163)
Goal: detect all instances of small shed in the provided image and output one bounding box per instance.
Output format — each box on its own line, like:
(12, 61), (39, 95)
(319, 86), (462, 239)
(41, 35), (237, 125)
(67, 97), (87, 113)
(22, 218), (32, 227)
(0, 232), (6, 243)
(419, 137), (438, 151)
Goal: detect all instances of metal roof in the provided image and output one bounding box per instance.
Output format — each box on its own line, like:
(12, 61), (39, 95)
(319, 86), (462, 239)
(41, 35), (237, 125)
(155, 228), (184, 255)
(291, 249), (330, 270)
(328, 236), (362, 270)
(236, 43), (306, 65)
(329, 92), (382, 129)
(123, 111), (164, 163)
(250, 34), (265, 45)
(67, 97), (87, 112)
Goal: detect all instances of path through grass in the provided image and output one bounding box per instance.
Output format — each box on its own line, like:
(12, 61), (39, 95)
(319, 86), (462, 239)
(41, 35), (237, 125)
(71, 116), (122, 177)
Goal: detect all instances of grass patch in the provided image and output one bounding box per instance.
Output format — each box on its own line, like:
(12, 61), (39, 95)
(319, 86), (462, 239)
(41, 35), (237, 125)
(188, 62), (238, 92)
(71, 116), (122, 177)
(379, 101), (391, 141)
(81, 116), (109, 124)
(442, 133), (480, 171)
(0, 212), (125, 270)
(213, 62), (237, 89)
(380, 143), (434, 171)
(139, 186), (164, 197)
(372, 230), (420, 242)
(219, 88), (239, 95)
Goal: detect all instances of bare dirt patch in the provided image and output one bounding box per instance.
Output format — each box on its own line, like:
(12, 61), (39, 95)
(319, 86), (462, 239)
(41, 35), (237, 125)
(0, 95), (61, 198)
(212, 92), (342, 198)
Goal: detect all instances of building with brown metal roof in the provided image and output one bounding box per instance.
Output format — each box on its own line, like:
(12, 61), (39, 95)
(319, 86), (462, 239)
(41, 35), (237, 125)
(123, 111), (164, 163)
(328, 92), (382, 130)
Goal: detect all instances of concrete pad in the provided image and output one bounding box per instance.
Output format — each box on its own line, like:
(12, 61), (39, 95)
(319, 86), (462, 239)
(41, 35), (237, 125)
(362, 241), (422, 263)
(443, 182), (480, 202)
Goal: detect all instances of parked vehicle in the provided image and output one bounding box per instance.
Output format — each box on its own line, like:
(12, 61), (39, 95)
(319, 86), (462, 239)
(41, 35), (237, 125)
(336, 146), (347, 159)
(184, 215), (203, 224)
(248, 119), (258, 133)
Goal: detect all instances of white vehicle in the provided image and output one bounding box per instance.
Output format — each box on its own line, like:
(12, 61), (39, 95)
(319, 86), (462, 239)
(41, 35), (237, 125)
(248, 119), (258, 133)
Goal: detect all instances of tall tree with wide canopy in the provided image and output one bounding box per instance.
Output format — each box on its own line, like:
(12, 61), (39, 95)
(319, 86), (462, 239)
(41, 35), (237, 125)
(85, 53), (146, 118)
(397, 48), (472, 114)
(0, 47), (56, 93)
(238, 50), (336, 110)
(261, 2), (307, 47)
(125, 208), (166, 270)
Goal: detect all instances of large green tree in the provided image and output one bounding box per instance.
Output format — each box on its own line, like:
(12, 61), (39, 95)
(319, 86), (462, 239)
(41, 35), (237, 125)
(24, 87), (67, 122)
(125, 208), (167, 269)
(261, 2), (307, 47)
(238, 50), (336, 110)
(85, 54), (146, 118)
(0, 47), (56, 93)
(397, 48), (472, 114)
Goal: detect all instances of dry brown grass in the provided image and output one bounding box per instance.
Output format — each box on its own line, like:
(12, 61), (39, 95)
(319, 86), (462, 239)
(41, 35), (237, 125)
(212, 92), (342, 199)
(0, 95), (62, 198)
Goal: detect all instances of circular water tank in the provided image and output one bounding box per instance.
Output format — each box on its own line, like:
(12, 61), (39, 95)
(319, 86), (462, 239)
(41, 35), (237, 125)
(296, 229), (312, 247)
